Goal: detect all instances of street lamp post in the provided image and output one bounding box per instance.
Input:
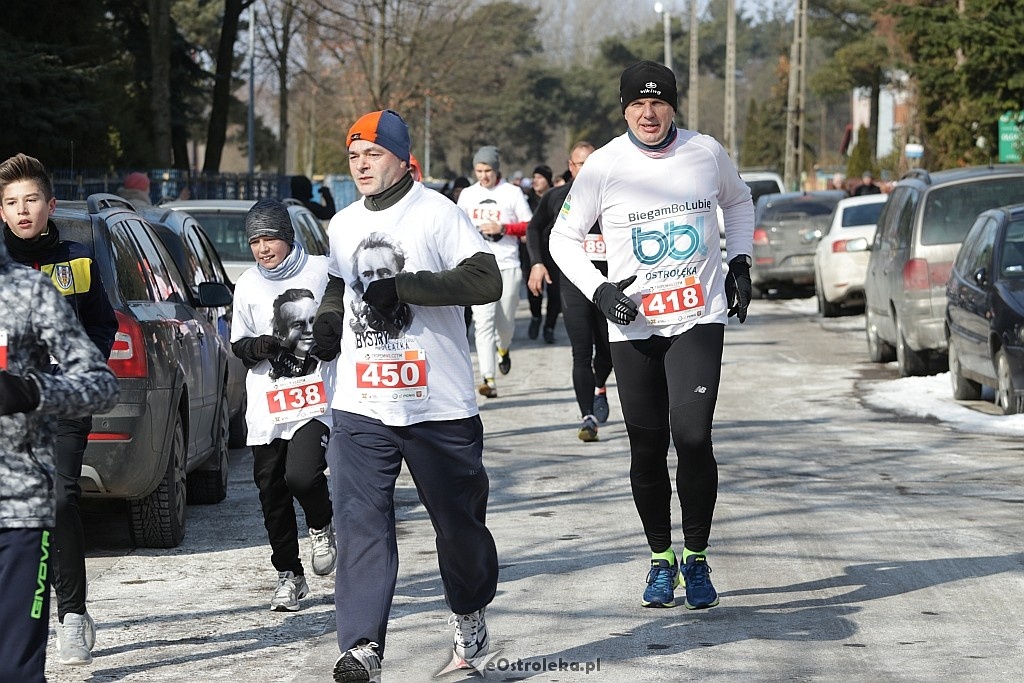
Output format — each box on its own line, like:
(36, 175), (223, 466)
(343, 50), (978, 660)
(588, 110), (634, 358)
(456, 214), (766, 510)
(654, 3), (672, 73)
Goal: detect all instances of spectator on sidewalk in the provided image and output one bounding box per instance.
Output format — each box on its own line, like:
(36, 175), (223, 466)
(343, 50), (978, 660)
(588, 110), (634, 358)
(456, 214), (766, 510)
(291, 175), (337, 220)
(115, 171), (153, 207)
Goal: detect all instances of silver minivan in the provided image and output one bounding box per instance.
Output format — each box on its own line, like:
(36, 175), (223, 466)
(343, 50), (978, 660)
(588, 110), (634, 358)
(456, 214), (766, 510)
(864, 165), (1024, 376)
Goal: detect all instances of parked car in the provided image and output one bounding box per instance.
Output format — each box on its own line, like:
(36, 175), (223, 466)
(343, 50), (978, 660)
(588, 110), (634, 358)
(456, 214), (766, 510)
(814, 194), (889, 317)
(140, 206), (248, 448)
(160, 198), (330, 282)
(53, 193), (235, 548)
(945, 203), (1024, 414)
(864, 165), (1024, 376)
(718, 171), (786, 264)
(750, 190), (847, 297)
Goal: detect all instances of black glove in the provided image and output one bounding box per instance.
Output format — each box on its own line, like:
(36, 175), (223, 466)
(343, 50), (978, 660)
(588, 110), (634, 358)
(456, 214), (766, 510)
(593, 275), (638, 326)
(307, 343), (339, 362)
(0, 370), (41, 416)
(253, 335), (282, 359)
(363, 278), (400, 309)
(364, 302), (410, 337)
(724, 256), (752, 323)
(312, 311), (343, 359)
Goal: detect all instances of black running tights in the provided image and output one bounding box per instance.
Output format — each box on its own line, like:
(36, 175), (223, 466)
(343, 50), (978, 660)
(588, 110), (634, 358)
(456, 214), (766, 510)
(610, 324), (724, 554)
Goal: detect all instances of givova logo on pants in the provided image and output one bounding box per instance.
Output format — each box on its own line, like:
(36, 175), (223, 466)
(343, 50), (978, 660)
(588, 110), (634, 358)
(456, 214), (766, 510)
(631, 216), (708, 265)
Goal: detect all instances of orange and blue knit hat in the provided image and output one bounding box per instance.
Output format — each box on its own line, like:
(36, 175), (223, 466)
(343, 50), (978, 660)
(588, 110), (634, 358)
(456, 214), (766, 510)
(346, 109), (411, 164)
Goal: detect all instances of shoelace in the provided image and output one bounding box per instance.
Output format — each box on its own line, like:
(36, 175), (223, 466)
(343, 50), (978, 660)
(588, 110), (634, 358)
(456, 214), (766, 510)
(684, 559), (712, 588)
(449, 612), (483, 644)
(309, 526), (331, 547)
(646, 563), (676, 592)
(64, 619), (87, 643)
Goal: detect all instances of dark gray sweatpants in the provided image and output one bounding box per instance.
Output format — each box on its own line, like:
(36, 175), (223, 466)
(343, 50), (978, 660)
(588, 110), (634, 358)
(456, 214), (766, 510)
(328, 410), (498, 658)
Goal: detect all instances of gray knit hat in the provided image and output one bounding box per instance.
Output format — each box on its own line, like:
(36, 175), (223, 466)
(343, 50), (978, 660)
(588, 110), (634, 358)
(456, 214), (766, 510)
(473, 145), (501, 173)
(245, 198), (294, 245)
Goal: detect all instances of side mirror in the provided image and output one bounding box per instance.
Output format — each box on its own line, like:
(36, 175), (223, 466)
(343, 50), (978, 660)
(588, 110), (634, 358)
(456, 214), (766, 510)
(972, 267), (988, 287)
(197, 281), (233, 308)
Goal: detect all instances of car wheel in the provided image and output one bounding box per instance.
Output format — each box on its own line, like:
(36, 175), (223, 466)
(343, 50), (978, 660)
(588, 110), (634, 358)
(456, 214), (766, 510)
(187, 391), (230, 505)
(130, 410), (187, 548)
(895, 314), (929, 377)
(865, 308), (896, 363)
(996, 350), (1022, 415)
(228, 391), (247, 448)
(817, 281), (841, 318)
(949, 340), (982, 401)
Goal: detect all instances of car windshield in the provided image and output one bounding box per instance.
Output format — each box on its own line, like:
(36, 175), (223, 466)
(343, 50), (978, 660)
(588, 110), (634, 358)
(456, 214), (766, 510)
(920, 177), (1024, 245)
(185, 211), (252, 263)
(762, 198), (838, 223)
(841, 202), (885, 228)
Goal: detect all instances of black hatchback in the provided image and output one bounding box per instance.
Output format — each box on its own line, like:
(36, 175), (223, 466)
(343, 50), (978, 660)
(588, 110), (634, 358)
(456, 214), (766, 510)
(945, 203), (1024, 414)
(53, 194), (234, 547)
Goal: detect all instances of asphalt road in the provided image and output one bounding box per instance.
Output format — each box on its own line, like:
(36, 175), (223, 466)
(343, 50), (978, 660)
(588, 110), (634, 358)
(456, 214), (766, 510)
(47, 297), (1024, 682)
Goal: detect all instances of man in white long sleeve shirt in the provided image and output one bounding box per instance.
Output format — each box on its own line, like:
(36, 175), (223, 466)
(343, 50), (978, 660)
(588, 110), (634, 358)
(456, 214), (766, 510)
(549, 60), (754, 612)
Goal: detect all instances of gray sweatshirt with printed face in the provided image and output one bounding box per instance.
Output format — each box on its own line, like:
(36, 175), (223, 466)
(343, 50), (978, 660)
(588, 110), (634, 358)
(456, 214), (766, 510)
(0, 237), (119, 529)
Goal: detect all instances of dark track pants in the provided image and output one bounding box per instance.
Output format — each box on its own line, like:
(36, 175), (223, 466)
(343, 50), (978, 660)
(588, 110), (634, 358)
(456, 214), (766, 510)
(0, 528), (52, 683)
(252, 419), (333, 575)
(610, 324), (724, 554)
(560, 274), (612, 417)
(53, 415), (90, 621)
(328, 411), (498, 658)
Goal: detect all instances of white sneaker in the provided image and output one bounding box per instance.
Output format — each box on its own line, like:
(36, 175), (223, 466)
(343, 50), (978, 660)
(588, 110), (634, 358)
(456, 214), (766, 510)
(269, 571), (309, 612)
(56, 611), (96, 665)
(309, 521), (338, 576)
(333, 641), (382, 682)
(450, 607), (488, 665)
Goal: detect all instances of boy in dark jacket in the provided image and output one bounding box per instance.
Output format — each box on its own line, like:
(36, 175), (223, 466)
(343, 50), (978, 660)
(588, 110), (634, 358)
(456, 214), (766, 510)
(0, 153), (118, 666)
(0, 230), (119, 681)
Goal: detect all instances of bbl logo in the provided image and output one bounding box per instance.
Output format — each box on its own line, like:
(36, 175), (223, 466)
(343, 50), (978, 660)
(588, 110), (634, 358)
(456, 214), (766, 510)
(631, 216), (708, 266)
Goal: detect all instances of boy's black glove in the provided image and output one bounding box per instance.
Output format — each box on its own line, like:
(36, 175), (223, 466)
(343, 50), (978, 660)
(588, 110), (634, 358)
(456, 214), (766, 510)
(593, 275), (638, 326)
(253, 335), (282, 359)
(312, 312), (343, 360)
(725, 255), (752, 323)
(0, 370), (41, 416)
(362, 278), (399, 309)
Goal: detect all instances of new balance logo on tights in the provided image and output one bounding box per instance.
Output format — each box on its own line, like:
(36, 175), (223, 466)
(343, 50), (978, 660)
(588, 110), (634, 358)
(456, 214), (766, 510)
(694, 386), (707, 394)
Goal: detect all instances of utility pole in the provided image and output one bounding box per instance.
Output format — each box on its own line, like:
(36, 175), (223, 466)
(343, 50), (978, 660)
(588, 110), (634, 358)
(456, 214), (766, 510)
(688, 0), (699, 130)
(724, 0), (736, 160)
(654, 3), (672, 73)
(247, 4), (255, 187)
(783, 0), (807, 191)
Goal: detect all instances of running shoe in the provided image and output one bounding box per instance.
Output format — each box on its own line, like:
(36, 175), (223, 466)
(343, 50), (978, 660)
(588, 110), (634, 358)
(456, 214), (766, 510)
(578, 415), (599, 442)
(543, 327), (555, 344)
(309, 521), (338, 576)
(641, 557), (680, 608)
(477, 378), (498, 398)
(333, 641), (382, 682)
(270, 571), (309, 612)
(450, 607), (489, 666)
(498, 349), (511, 375)
(56, 611), (96, 665)
(593, 393), (610, 424)
(681, 554), (720, 609)
(528, 316), (541, 339)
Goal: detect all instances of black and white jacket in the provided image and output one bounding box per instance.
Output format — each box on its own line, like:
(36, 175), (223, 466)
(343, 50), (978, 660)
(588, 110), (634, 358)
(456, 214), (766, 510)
(0, 238), (118, 529)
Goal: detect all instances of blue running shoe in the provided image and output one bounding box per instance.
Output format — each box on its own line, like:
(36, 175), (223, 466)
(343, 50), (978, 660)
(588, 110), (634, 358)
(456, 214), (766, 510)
(592, 393), (610, 424)
(641, 557), (680, 607)
(681, 554), (719, 609)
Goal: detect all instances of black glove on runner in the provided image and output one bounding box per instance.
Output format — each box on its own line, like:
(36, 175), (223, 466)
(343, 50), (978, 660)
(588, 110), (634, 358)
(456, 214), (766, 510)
(363, 278), (400, 309)
(593, 275), (638, 326)
(0, 370), (41, 416)
(725, 255), (752, 323)
(312, 311), (343, 359)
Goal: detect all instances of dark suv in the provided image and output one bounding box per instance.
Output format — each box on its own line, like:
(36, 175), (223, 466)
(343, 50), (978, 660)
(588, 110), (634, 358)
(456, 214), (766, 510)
(53, 194), (234, 547)
(864, 165), (1024, 376)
